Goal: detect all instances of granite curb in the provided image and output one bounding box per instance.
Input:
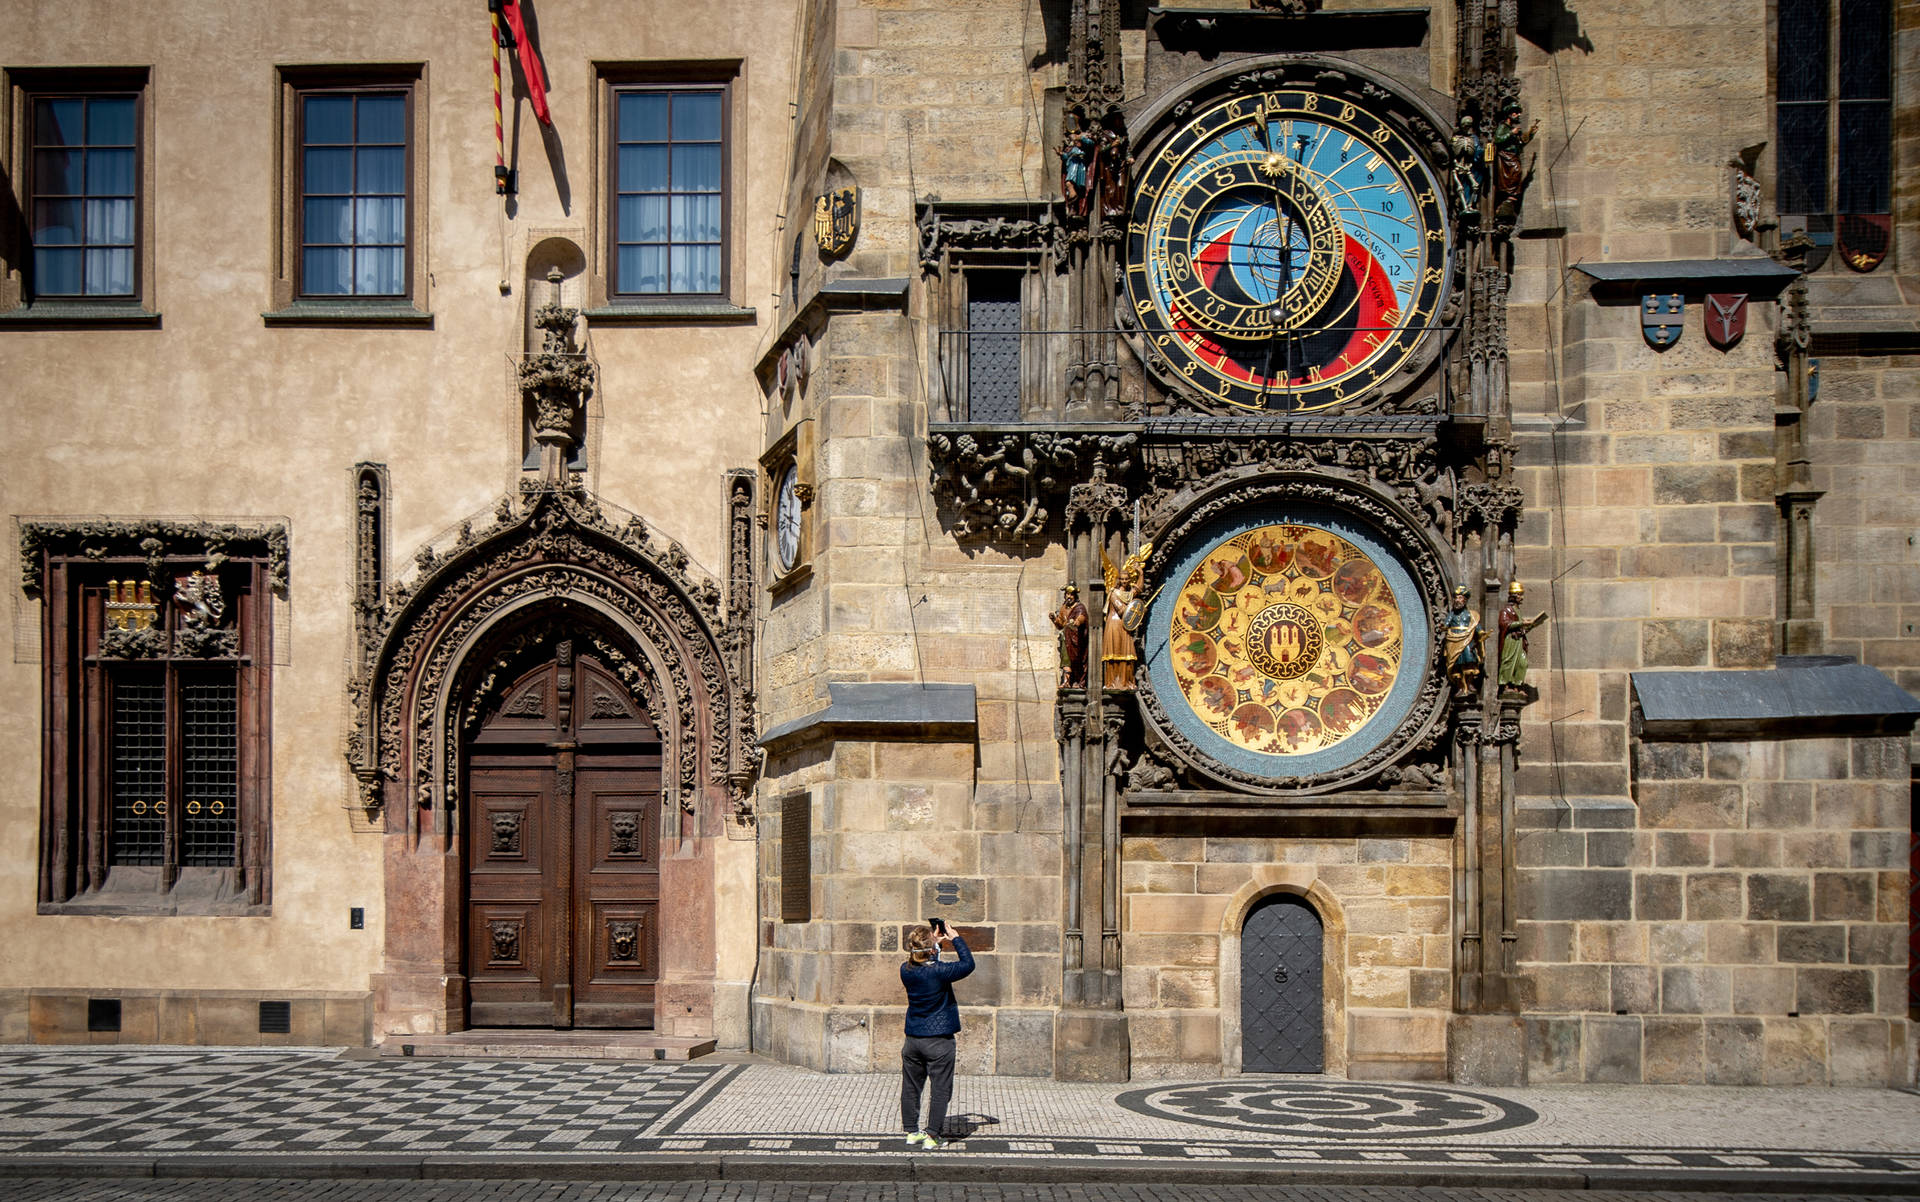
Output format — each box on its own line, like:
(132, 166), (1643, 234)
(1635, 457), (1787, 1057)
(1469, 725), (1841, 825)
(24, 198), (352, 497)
(2, 1154), (1918, 1194)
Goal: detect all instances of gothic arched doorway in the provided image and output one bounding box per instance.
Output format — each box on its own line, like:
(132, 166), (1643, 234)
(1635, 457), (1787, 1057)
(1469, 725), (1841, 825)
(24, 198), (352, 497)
(464, 633), (662, 1028)
(1241, 893), (1325, 1073)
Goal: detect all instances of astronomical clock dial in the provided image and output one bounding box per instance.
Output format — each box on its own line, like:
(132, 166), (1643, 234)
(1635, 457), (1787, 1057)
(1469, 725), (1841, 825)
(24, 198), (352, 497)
(1142, 505), (1434, 785)
(774, 464), (802, 573)
(1126, 88), (1452, 413)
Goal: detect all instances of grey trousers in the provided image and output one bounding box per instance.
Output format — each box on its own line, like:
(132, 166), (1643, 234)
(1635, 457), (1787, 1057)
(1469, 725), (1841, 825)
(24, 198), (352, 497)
(900, 1033), (956, 1134)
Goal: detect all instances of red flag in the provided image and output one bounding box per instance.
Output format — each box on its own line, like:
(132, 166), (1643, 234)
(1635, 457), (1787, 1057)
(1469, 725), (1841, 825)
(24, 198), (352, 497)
(498, 0), (552, 126)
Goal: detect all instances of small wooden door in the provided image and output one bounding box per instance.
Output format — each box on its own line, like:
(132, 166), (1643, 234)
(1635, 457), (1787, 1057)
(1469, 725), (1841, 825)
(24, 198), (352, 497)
(1241, 893), (1325, 1073)
(465, 645), (661, 1028)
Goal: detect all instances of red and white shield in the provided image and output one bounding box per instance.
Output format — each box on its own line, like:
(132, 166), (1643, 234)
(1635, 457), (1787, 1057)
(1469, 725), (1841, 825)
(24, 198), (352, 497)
(1704, 293), (1747, 351)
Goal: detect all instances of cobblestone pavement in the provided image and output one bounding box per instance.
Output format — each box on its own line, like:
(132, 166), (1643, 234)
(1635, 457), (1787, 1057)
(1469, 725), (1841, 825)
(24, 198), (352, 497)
(0, 1049), (1916, 1192)
(0, 1183), (1910, 1202)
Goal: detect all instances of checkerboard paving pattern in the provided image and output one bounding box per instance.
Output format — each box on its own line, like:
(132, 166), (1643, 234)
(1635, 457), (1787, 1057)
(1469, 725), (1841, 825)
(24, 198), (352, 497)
(1, 1049), (1918, 1184)
(0, 1050), (738, 1156)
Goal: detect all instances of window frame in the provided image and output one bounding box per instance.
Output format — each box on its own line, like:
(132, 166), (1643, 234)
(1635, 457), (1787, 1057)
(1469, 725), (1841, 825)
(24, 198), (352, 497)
(293, 83), (415, 301)
(1773, 0), (1894, 255)
(2, 66), (156, 319)
(606, 80), (732, 301)
(33, 539), (277, 916)
(589, 61), (744, 316)
(269, 64), (429, 322)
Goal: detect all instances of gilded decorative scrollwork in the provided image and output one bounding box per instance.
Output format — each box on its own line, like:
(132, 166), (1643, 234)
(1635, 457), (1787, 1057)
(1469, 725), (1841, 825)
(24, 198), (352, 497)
(1167, 523), (1405, 758)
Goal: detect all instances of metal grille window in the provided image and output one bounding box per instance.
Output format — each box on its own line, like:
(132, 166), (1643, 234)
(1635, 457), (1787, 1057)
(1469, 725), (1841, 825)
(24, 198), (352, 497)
(28, 92), (139, 297)
(1777, 0), (1891, 219)
(33, 546), (274, 911)
(109, 675), (167, 865)
(181, 675), (239, 866)
(965, 274), (1023, 422)
(612, 87), (726, 297)
(299, 90), (410, 296)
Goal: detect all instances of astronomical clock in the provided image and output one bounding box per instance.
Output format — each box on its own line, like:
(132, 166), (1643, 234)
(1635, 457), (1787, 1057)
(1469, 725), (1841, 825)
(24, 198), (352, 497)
(1124, 84), (1452, 414)
(1117, 61), (1467, 795)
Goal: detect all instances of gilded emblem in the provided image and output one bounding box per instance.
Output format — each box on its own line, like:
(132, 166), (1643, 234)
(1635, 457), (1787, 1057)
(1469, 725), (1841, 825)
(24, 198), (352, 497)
(814, 186), (859, 257)
(1167, 523), (1403, 757)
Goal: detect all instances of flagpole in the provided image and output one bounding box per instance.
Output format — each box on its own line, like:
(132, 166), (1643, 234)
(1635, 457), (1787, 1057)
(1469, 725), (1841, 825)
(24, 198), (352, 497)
(492, 11), (508, 195)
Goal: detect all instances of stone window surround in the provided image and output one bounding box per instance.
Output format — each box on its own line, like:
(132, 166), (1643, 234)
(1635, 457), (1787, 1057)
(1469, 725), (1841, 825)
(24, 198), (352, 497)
(0, 65), (160, 326)
(25, 519), (285, 916)
(265, 63), (431, 327)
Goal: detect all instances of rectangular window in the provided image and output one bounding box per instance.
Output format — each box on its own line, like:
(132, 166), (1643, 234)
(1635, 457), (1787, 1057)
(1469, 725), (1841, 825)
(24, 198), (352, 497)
(964, 273), (1024, 422)
(610, 85), (727, 297)
(298, 88), (410, 297)
(30, 525), (279, 914)
(25, 86), (140, 299)
(1776, 0), (1891, 220)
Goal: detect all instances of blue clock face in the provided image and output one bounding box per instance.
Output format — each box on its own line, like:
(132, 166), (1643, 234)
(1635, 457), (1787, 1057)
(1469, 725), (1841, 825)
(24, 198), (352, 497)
(1126, 89), (1452, 413)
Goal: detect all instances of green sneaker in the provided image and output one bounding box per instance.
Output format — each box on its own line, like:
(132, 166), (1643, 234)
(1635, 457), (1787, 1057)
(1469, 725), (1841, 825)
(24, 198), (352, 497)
(918, 1132), (949, 1150)
(905, 1131), (928, 1148)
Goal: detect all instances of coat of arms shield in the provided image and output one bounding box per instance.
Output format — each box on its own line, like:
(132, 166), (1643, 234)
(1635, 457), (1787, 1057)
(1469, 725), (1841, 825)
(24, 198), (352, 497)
(1642, 293), (1684, 350)
(1838, 214), (1890, 273)
(1704, 293), (1747, 351)
(814, 187), (859, 258)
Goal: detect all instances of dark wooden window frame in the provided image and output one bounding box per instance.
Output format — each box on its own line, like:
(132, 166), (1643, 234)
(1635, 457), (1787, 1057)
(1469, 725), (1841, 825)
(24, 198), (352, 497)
(2, 66), (155, 317)
(291, 74), (416, 300)
(269, 64), (429, 321)
(37, 553), (274, 915)
(592, 61), (741, 311)
(294, 83), (414, 299)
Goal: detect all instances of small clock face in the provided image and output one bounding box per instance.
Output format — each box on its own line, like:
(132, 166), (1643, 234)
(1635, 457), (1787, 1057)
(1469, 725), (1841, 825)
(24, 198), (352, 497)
(1126, 88), (1451, 413)
(774, 465), (801, 572)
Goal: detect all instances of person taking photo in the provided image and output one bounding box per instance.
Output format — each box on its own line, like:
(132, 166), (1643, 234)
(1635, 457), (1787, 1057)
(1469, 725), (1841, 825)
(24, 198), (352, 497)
(899, 918), (972, 1149)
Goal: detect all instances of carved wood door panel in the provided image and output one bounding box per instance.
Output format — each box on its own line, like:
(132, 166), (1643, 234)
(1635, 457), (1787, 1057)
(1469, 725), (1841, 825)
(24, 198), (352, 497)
(466, 648), (661, 1029)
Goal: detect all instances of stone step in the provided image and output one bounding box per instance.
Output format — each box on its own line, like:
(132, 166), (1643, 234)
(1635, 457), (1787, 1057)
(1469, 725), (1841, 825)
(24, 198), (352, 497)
(378, 1031), (717, 1061)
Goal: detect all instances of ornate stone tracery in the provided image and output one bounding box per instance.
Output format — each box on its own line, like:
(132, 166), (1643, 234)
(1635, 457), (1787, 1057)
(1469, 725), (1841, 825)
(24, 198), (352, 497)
(347, 483), (753, 827)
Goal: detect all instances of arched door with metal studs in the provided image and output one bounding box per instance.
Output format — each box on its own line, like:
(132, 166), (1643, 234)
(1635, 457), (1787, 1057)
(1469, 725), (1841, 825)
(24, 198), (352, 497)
(1241, 893), (1325, 1073)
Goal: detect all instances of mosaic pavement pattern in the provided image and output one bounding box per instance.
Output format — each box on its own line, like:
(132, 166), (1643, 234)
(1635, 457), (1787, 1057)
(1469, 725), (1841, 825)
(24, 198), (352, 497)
(0, 1050), (739, 1155)
(1, 1049), (1917, 1182)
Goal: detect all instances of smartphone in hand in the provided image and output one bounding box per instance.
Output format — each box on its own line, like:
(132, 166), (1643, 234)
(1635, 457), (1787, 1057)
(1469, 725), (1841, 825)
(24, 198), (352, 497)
(927, 917), (948, 936)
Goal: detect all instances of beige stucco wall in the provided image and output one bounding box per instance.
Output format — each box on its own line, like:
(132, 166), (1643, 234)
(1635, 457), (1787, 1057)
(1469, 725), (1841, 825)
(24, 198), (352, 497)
(0, 0), (790, 1029)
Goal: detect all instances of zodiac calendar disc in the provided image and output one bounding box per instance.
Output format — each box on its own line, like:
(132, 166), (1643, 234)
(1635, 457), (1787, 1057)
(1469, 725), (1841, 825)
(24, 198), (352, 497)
(1149, 510), (1430, 778)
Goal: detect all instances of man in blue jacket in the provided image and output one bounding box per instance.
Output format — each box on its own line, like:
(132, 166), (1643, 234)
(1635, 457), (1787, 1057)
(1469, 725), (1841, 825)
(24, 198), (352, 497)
(899, 919), (973, 1149)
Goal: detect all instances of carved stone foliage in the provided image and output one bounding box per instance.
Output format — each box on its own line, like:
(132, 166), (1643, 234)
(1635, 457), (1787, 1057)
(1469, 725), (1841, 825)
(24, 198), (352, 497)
(917, 202), (1066, 271)
(1134, 474), (1453, 795)
(19, 518), (290, 601)
(353, 463), (388, 677)
(349, 483), (752, 821)
(927, 427), (1140, 541)
(522, 268), (595, 463)
(1137, 421), (1471, 546)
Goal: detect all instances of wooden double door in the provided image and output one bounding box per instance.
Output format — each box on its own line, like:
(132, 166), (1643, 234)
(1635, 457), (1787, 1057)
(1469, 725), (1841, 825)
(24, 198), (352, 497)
(465, 645), (662, 1028)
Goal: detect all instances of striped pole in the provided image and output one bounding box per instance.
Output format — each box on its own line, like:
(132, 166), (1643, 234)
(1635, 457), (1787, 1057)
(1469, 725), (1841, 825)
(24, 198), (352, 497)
(492, 12), (507, 193)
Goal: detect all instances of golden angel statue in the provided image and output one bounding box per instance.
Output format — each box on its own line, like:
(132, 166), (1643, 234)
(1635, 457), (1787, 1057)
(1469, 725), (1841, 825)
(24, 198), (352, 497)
(1101, 542), (1152, 690)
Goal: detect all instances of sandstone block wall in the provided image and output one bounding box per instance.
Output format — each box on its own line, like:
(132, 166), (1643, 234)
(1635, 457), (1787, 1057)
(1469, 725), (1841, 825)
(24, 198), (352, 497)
(1513, 734), (1911, 1084)
(1122, 833), (1453, 1080)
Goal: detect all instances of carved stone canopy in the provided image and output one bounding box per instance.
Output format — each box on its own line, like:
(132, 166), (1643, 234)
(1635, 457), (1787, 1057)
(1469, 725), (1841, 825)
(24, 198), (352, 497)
(19, 518), (290, 601)
(347, 482), (754, 822)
